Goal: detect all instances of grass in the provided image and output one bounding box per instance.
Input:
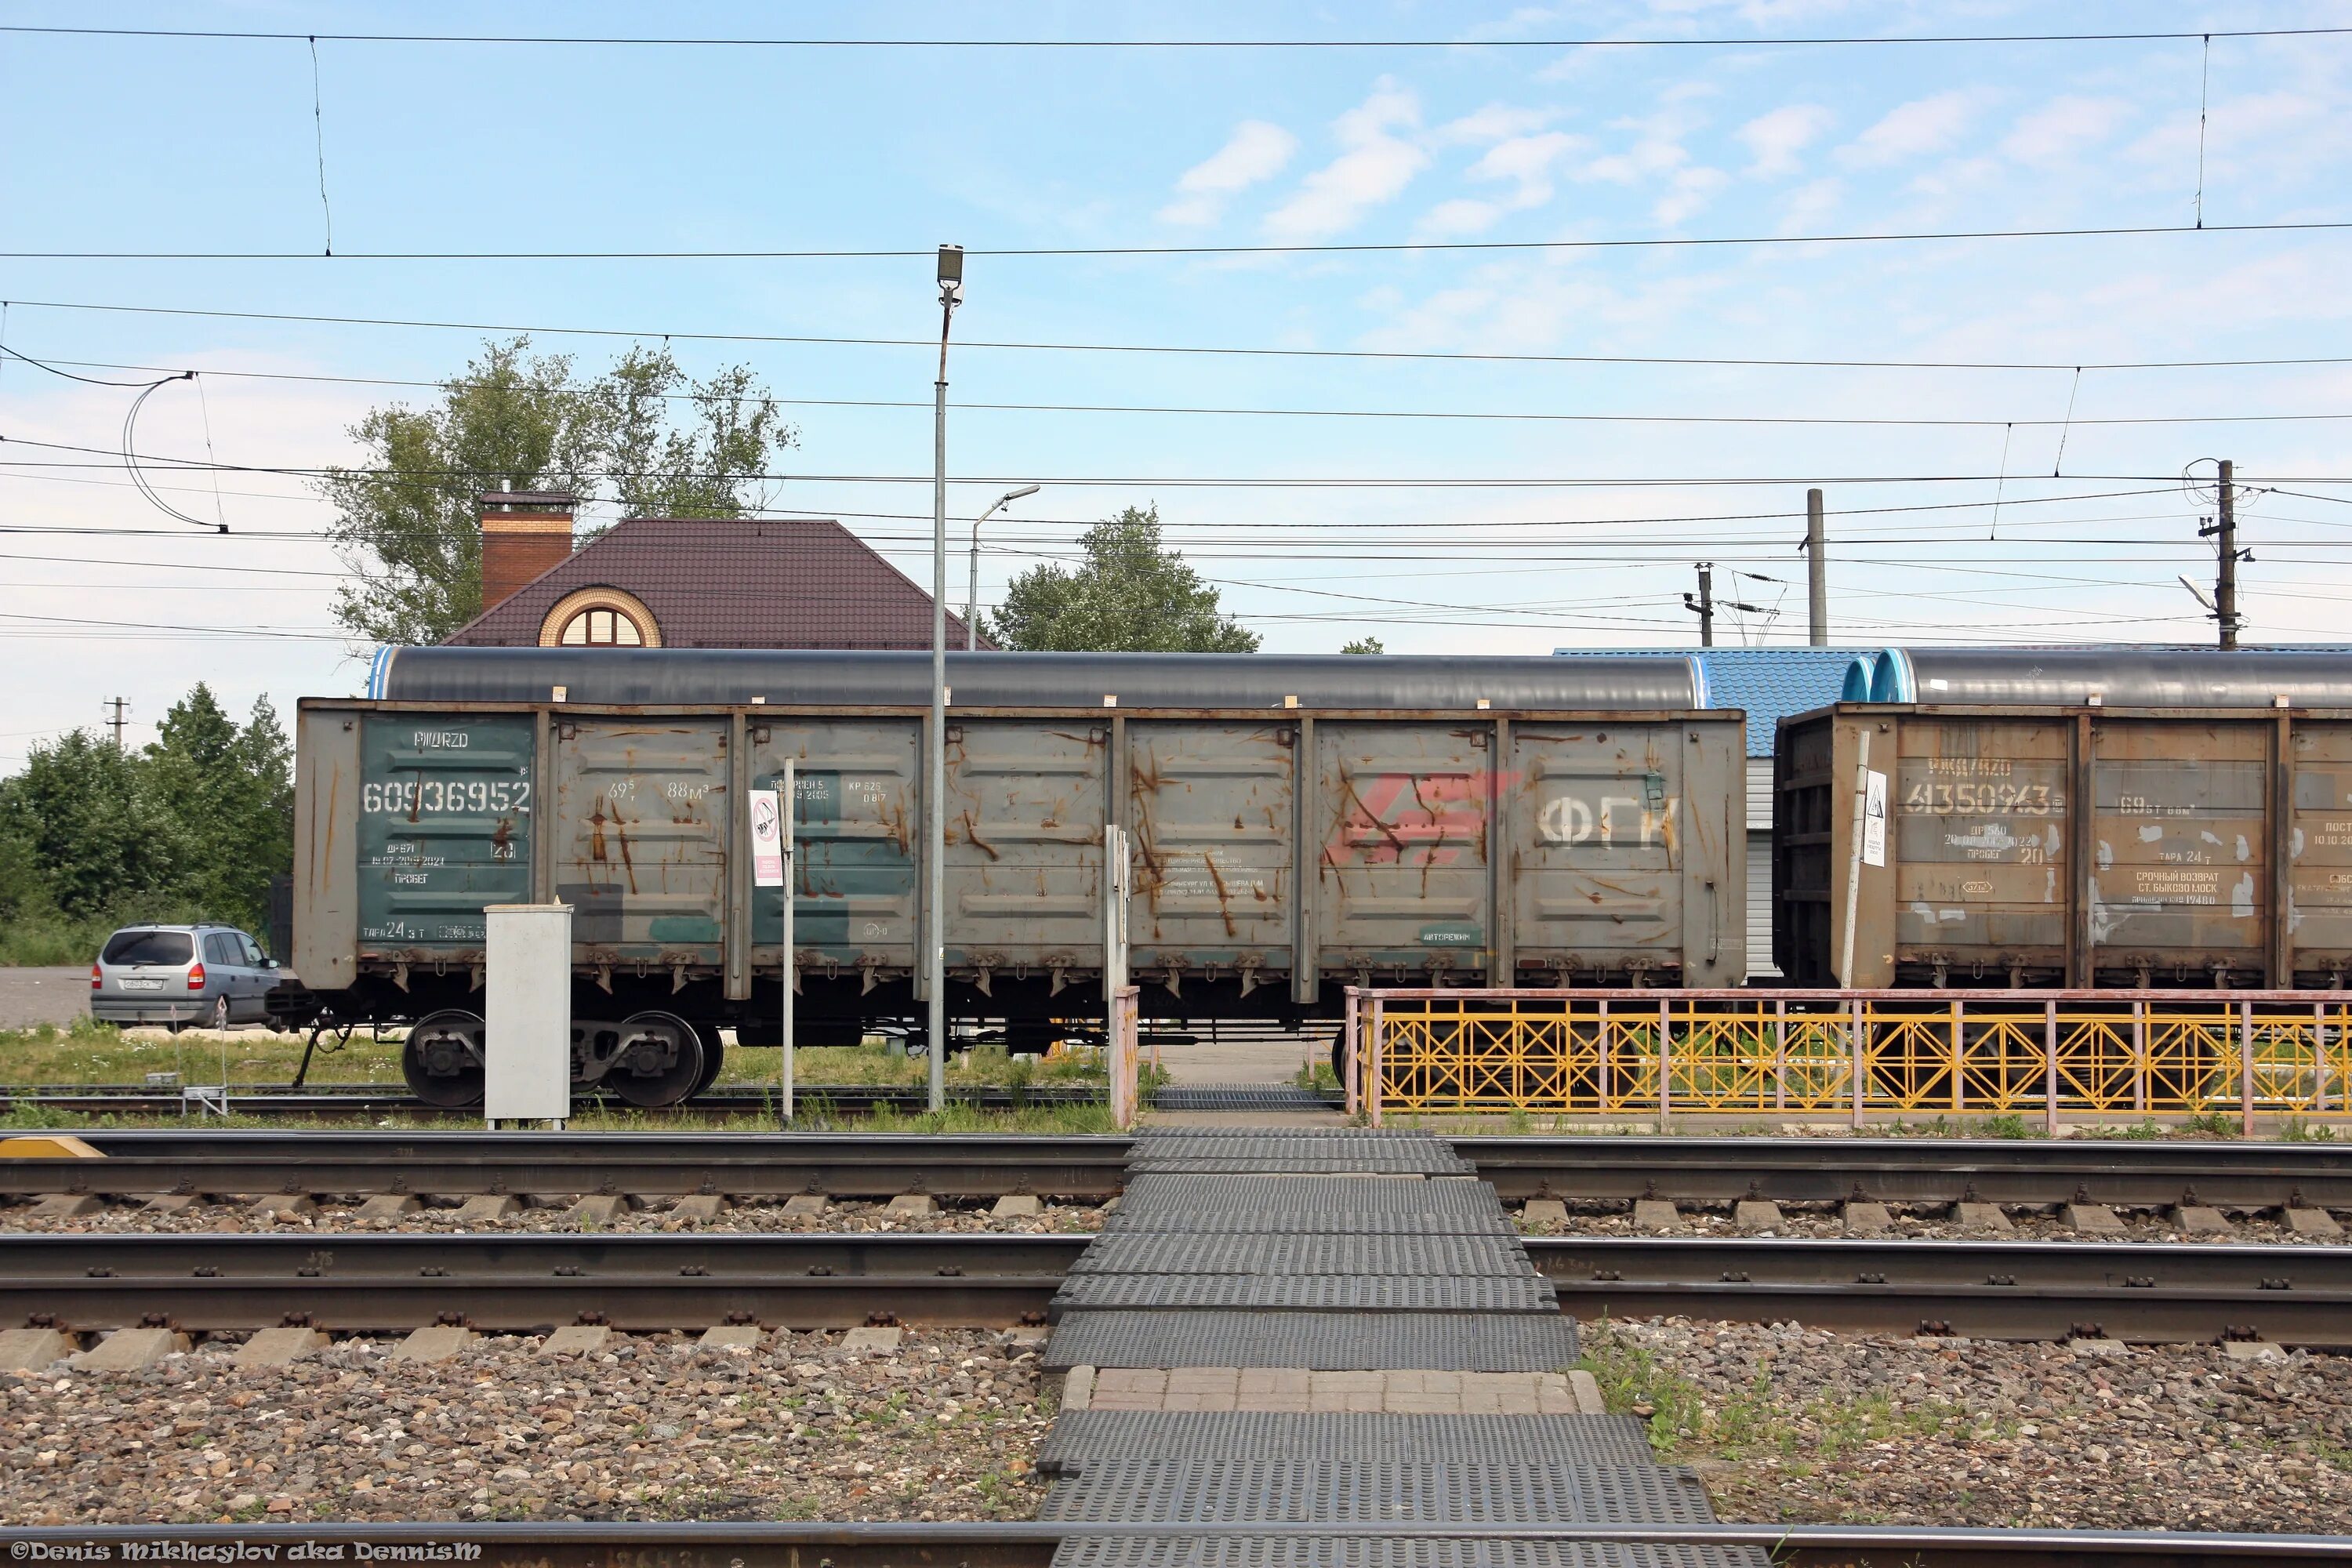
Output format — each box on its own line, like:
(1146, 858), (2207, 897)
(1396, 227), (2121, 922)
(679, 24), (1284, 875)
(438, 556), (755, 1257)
(1573, 1319), (1988, 1464)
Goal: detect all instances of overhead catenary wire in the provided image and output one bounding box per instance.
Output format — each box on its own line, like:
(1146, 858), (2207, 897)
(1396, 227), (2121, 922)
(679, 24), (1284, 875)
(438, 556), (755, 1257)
(13, 296), (2351, 374)
(10, 216), (2352, 262)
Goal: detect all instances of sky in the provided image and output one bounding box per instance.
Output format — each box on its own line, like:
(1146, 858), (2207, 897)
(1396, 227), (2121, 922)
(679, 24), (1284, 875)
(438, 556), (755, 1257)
(2, 0), (2350, 764)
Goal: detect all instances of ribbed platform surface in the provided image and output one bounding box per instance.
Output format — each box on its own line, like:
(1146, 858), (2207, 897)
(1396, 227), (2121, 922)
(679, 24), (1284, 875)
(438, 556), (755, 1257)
(1053, 1272), (1558, 1316)
(1149, 1086), (1344, 1111)
(1130, 1131), (1474, 1176)
(1039, 1459), (1717, 1525)
(1038, 1412), (1657, 1474)
(1052, 1539), (1761, 1568)
(1044, 1311), (1581, 1372)
(1072, 1232), (1540, 1278)
(1102, 1208), (1518, 1239)
(1120, 1174), (1502, 1216)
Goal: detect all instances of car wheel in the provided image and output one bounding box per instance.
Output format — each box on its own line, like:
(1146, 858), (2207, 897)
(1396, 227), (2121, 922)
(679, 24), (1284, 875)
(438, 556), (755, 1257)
(211, 995), (231, 1032)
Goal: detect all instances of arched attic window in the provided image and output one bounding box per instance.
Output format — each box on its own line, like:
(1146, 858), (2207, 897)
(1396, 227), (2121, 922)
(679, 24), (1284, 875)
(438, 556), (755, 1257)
(538, 587), (662, 648)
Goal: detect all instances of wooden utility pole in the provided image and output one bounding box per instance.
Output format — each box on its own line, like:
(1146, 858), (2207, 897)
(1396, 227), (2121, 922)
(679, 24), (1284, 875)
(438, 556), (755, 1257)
(2216, 459), (2239, 650)
(1684, 562), (1715, 647)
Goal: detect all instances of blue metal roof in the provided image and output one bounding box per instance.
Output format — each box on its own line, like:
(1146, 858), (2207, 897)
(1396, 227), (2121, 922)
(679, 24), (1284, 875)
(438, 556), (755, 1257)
(1555, 647), (1864, 756)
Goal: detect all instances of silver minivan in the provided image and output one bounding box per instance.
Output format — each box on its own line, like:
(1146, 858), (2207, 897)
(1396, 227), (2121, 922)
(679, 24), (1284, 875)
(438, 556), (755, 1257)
(90, 924), (280, 1031)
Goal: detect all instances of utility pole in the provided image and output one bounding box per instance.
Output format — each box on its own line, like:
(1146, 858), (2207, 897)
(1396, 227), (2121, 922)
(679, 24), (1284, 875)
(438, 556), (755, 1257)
(1683, 563), (1715, 648)
(1804, 487), (1828, 645)
(104, 698), (128, 750)
(2201, 458), (2242, 650)
(928, 245), (963, 1114)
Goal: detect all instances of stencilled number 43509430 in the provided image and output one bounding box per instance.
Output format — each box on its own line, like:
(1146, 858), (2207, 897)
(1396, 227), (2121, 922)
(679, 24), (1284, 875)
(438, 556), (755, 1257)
(363, 779), (532, 815)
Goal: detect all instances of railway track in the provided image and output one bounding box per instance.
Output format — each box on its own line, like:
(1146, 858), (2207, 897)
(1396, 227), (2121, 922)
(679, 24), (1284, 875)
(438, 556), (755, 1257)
(8, 1229), (2352, 1345)
(7, 1131), (2352, 1210)
(0, 1082), (1111, 1119)
(2, 1516), (2348, 1568)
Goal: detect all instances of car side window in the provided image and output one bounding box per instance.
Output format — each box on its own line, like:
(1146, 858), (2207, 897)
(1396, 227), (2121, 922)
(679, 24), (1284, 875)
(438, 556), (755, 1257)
(242, 936), (267, 966)
(204, 935), (234, 966)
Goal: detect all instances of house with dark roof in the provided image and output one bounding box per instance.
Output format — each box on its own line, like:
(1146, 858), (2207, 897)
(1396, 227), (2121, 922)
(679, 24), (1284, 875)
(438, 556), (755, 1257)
(1557, 646), (1862, 978)
(445, 492), (989, 651)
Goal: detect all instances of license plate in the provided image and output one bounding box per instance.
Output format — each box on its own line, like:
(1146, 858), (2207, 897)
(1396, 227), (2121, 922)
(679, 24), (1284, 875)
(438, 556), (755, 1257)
(120, 978), (165, 991)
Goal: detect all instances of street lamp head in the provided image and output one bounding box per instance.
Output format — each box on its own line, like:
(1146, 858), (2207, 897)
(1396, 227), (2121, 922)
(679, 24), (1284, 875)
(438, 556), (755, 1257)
(1005, 484), (1041, 503)
(937, 244), (964, 303)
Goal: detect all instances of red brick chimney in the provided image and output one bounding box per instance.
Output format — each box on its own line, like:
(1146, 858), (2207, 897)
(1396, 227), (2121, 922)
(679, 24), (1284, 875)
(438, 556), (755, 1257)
(478, 491), (577, 612)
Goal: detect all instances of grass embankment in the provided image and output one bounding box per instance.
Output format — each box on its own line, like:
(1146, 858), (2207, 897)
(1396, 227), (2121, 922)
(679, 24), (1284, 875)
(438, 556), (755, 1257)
(0, 1017), (1127, 1132)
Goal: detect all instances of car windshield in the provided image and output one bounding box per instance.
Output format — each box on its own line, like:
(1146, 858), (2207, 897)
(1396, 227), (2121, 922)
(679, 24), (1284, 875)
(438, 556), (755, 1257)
(101, 930), (194, 966)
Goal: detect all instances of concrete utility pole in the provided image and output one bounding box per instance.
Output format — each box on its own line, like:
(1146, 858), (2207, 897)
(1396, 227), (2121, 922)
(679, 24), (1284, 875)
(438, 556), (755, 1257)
(1805, 487), (1828, 645)
(1684, 563), (1715, 648)
(928, 245), (963, 1113)
(104, 698), (128, 750)
(2213, 458), (2241, 650)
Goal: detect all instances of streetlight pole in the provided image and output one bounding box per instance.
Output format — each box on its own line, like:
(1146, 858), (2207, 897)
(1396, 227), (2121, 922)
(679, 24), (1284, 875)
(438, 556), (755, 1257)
(929, 245), (962, 1114)
(967, 484), (1040, 650)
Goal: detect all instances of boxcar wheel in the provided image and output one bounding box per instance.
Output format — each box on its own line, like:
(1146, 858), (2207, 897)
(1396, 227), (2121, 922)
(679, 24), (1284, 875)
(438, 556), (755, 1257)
(607, 1011), (705, 1108)
(402, 1010), (487, 1109)
(690, 1023), (728, 1098)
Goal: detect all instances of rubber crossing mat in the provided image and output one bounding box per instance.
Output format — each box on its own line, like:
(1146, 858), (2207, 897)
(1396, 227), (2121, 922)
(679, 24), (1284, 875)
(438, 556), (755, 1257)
(1102, 1208), (1519, 1239)
(1051, 1272), (1558, 1316)
(1038, 1458), (1718, 1525)
(1072, 1232), (1540, 1278)
(1044, 1310), (1581, 1371)
(1051, 1537), (1765, 1568)
(1120, 1174), (1504, 1216)
(1149, 1086), (1343, 1111)
(1037, 1412), (1657, 1475)
(1130, 1131), (1474, 1176)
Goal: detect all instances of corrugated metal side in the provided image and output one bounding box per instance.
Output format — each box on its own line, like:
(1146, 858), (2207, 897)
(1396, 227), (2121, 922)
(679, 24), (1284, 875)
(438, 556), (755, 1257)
(354, 715), (534, 951)
(2089, 719), (2267, 976)
(1744, 833), (1777, 978)
(943, 720), (1107, 971)
(551, 720), (728, 957)
(2290, 721), (2352, 971)
(1507, 722), (1686, 976)
(751, 719), (918, 972)
(1892, 717), (2071, 972)
(1316, 723), (1492, 974)
(292, 708), (361, 989)
(1127, 722), (1296, 977)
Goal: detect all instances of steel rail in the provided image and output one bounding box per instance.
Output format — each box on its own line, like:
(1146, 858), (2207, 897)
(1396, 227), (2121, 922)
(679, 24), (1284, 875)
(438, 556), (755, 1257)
(1526, 1236), (2352, 1346)
(0, 1082), (1105, 1119)
(1459, 1136), (2352, 1207)
(0, 1131), (1131, 1200)
(0, 1232), (1086, 1330)
(3, 1520), (2350, 1568)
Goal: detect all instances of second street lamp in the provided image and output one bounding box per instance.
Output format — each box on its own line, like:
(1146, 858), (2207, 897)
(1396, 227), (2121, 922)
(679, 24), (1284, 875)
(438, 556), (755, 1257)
(967, 484), (1040, 650)
(928, 244), (962, 1112)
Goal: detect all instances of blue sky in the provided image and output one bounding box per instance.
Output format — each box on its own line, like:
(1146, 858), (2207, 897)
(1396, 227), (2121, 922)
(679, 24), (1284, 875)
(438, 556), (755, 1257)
(2, 0), (2349, 759)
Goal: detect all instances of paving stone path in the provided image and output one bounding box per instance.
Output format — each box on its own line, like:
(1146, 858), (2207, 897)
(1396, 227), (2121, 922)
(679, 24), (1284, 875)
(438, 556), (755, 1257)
(1035, 1128), (1764, 1566)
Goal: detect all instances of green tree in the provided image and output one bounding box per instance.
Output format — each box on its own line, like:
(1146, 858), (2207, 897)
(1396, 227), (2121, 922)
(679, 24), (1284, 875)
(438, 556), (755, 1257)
(988, 506), (1260, 653)
(0, 730), (190, 920)
(318, 337), (798, 644)
(144, 686), (292, 929)
(1341, 637), (1386, 654)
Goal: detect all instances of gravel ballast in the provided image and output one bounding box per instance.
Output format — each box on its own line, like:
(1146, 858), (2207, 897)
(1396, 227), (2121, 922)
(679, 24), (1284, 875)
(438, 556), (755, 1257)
(0, 1197), (1108, 1236)
(1519, 1200), (2349, 1247)
(1589, 1316), (2352, 1530)
(0, 1327), (1048, 1525)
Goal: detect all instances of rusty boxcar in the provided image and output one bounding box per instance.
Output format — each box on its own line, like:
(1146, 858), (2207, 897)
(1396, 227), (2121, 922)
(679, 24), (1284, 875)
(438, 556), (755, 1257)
(1776, 648), (2352, 989)
(284, 648), (1745, 1104)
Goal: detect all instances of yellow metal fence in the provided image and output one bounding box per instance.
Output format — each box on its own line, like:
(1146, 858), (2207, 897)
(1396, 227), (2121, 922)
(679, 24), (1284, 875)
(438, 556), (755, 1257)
(1346, 989), (2352, 1130)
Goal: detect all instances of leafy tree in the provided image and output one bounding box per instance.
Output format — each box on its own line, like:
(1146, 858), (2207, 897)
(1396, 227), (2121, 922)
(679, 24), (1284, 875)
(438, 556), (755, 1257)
(0, 729), (190, 920)
(145, 686), (292, 927)
(318, 337), (797, 645)
(1341, 637), (1386, 654)
(988, 506), (1260, 653)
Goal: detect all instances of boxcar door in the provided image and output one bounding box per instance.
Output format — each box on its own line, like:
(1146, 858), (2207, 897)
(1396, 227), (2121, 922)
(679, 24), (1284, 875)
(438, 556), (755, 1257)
(750, 719), (920, 980)
(553, 720), (731, 967)
(1507, 722), (1687, 984)
(1125, 721), (1297, 992)
(1315, 723), (1492, 982)
(942, 720), (1109, 981)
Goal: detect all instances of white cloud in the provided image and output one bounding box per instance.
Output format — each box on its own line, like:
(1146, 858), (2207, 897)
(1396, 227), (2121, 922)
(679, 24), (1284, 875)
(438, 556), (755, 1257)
(1736, 103), (1833, 176)
(1265, 82), (1429, 240)
(1838, 90), (1980, 167)
(1419, 198), (1509, 237)
(1654, 166), (1730, 226)
(1777, 175), (1842, 233)
(1437, 103), (1560, 145)
(1158, 120), (1299, 227)
(2000, 96), (2129, 165)
(1414, 132), (1586, 237)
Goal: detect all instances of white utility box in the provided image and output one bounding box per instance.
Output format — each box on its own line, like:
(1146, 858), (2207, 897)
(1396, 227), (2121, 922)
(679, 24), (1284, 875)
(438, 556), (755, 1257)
(483, 902), (573, 1125)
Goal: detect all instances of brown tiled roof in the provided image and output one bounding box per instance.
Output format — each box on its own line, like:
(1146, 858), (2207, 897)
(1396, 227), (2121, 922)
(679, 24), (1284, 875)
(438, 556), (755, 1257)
(443, 516), (991, 650)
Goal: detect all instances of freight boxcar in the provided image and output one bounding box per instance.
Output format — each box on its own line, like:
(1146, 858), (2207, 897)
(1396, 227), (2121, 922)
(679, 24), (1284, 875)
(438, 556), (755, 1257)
(285, 648), (1746, 1105)
(1776, 648), (2352, 989)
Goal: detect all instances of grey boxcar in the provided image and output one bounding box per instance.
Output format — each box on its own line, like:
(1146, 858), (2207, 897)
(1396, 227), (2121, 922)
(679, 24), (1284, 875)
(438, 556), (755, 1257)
(288, 648), (1745, 1104)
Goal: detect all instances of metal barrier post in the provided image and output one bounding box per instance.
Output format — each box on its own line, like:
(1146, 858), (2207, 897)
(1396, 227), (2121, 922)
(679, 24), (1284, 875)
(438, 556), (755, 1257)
(2043, 999), (2059, 1136)
(2241, 998), (2256, 1136)
(1657, 996), (1671, 1131)
(1367, 996), (1385, 1127)
(1598, 999), (1612, 1109)
(1773, 999), (1787, 1112)
(1109, 985), (1140, 1129)
(1849, 995), (1865, 1129)
(1951, 999), (1964, 1112)
(1343, 988), (1360, 1115)
(2319, 1000), (2332, 1115)
(2133, 1002), (2147, 1113)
